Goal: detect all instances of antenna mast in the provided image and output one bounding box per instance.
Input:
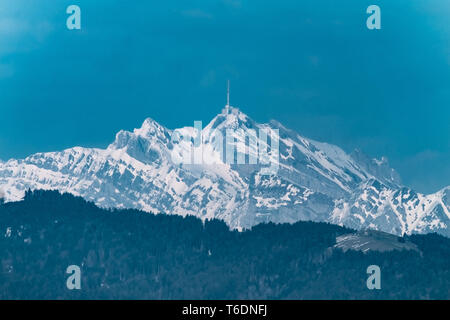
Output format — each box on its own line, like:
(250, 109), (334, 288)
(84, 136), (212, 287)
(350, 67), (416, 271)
(227, 80), (230, 106)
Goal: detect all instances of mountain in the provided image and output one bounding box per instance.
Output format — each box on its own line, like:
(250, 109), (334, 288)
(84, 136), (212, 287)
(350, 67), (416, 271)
(1, 190), (449, 299)
(0, 105), (448, 236)
(331, 180), (450, 236)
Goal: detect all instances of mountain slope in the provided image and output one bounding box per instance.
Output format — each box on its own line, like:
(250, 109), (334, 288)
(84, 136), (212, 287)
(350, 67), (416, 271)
(0, 106), (448, 236)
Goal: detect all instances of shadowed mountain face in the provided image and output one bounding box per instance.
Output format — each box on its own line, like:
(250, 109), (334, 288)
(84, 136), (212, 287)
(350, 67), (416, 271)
(0, 190), (449, 299)
(0, 107), (448, 236)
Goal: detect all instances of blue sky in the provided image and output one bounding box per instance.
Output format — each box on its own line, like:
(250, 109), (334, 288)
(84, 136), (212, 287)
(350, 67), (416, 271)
(0, 0), (449, 193)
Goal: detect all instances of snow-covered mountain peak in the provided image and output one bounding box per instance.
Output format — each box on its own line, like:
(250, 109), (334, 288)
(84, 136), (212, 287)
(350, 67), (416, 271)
(106, 118), (173, 167)
(0, 106), (448, 237)
(350, 148), (401, 187)
(133, 117), (171, 139)
(267, 119), (292, 133)
(221, 105), (248, 118)
(373, 156), (388, 166)
(205, 106), (255, 133)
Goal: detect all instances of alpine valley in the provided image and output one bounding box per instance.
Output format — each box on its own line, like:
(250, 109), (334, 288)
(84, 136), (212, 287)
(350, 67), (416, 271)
(0, 105), (448, 237)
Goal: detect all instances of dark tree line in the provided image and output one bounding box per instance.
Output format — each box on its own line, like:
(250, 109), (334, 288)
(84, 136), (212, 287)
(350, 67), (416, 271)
(0, 190), (449, 299)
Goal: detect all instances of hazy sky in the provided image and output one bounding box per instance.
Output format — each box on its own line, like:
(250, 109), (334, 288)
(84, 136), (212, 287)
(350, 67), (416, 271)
(0, 0), (449, 193)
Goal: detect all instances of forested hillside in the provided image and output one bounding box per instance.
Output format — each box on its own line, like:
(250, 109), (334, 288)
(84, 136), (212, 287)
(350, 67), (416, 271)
(0, 190), (449, 299)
